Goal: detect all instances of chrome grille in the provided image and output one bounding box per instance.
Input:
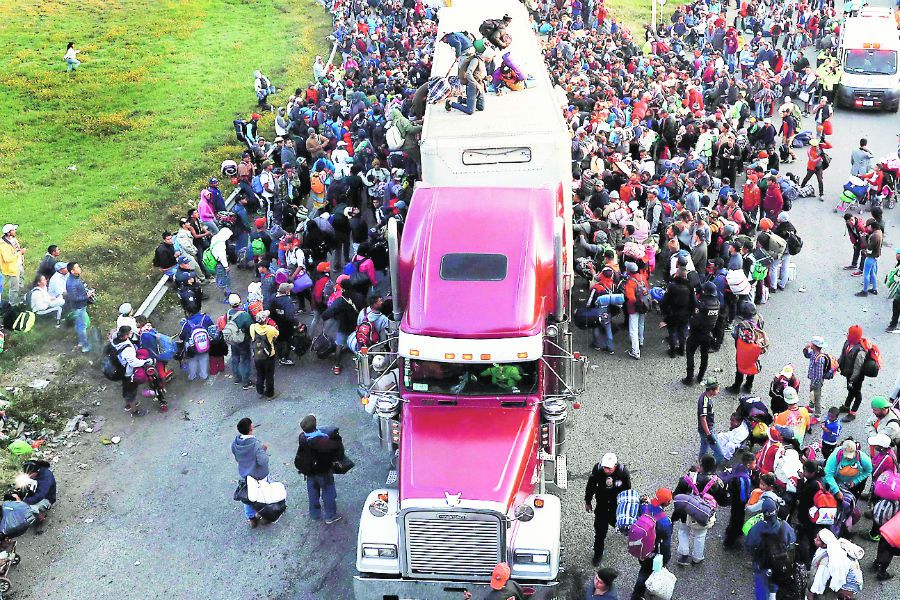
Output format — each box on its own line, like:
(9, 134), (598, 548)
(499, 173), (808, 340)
(404, 511), (502, 579)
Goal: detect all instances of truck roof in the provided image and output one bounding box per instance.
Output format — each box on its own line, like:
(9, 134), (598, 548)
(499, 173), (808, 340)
(398, 185), (557, 339)
(421, 0), (568, 160)
(398, 399), (539, 509)
(841, 17), (900, 50)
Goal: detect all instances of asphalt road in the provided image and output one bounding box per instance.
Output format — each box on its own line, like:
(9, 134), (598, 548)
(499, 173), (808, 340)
(12, 29), (900, 600)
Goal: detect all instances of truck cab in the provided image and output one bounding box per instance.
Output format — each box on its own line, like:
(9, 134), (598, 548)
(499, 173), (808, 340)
(353, 187), (584, 600)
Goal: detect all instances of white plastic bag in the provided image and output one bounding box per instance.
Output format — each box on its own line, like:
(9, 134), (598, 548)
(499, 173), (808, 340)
(645, 567), (677, 600)
(246, 476), (287, 504)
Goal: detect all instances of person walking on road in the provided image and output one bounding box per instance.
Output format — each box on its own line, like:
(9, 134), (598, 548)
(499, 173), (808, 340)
(224, 294), (254, 390)
(249, 310), (279, 400)
(856, 219), (882, 297)
(630, 488), (673, 600)
(231, 417), (270, 528)
(697, 378), (726, 465)
(294, 414), (343, 524)
(673, 455), (725, 565)
(745, 497), (797, 600)
(585, 452), (632, 566)
(683, 282), (720, 385)
(726, 303), (766, 395)
(800, 138), (831, 201)
(850, 138), (874, 177)
(803, 336), (828, 419)
(837, 325), (868, 421)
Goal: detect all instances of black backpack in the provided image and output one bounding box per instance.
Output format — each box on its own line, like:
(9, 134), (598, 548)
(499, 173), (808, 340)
(763, 526), (795, 586)
(786, 232), (803, 255)
(478, 18), (501, 39)
(102, 342), (126, 381)
(294, 435), (321, 476)
(252, 331), (273, 360)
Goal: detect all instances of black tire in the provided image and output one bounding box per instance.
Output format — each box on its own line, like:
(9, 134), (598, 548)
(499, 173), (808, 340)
(11, 554), (20, 566)
(0, 579), (11, 593)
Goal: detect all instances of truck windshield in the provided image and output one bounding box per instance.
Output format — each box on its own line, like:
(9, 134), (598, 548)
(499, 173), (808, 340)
(404, 359), (538, 396)
(844, 49), (897, 75)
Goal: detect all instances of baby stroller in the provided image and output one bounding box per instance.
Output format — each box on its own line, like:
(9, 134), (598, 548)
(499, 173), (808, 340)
(835, 176), (866, 214)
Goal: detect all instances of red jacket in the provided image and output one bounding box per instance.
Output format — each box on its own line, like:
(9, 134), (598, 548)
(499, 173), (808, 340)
(742, 182), (761, 211)
(763, 184), (783, 216)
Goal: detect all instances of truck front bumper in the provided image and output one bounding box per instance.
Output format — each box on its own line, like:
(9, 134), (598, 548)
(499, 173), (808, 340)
(836, 85), (900, 110)
(353, 575), (559, 600)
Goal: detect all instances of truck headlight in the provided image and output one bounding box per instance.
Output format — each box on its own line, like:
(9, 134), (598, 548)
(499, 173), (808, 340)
(362, 544), (398, 559)
(514, 550), (550, 564)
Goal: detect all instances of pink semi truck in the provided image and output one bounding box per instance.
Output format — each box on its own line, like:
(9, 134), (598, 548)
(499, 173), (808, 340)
(353, 2), (584, 599)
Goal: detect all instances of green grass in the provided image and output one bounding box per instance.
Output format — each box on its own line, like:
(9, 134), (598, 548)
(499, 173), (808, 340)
(0, 0), (331, 328)
(608, 0), (688, 33)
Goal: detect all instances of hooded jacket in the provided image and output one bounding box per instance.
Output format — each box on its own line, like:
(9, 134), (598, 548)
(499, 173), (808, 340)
(231, 435), (270, 480)
(210, 228), (233, 268)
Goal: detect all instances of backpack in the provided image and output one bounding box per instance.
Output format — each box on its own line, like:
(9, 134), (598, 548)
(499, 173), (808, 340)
(874, 498), (900, 526)
(10, 310), (35, 333)
(750, 259), (768, 282)
(0, 501), (35, 539)
(252, 330), (273, 360)
(808, 480), (838, 525)
(202, 248), (218, 274)
(763, 525), (796, 586)
(312, 332), (335, 359)
(102, 342), (127, 381)
(478, 18), (501, 39)
(321, 279), (337, 306)
(385, 122), (403, 151)
(294, 434), (321, 476)
(786, 232), (803, 255)
(222, 311), (247, 345)
(822, 353), (840, 380)
(189, 322), (211, 354)
(155, 332), (178, 361)
(250, 237), (266, 258)
(635, 280), (652, 314)
(862, 339), (882, 377)
(310, 173), (325, 195)
(354, 319), (379, 351)
(675, 474), (720, 526)
(616, 489), (641, 533)
(627, 511), (660, 560)
(343, 257), (364, 276)
(251, 175), (264, 194)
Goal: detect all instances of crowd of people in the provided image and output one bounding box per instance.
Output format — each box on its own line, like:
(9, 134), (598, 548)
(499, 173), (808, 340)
(3, 0), (900, 597)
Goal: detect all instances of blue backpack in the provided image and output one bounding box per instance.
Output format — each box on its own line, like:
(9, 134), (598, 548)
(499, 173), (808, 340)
(251, 175), (264, 194)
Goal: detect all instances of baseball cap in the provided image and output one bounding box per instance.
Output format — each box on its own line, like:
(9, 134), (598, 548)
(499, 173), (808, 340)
(118, 303), (132, 315)
(810, 336), (826, 348)
(177, 255), (191, 265)
(780, 365), (794, 378)
(2, 224), (17, 234)
(783, 387), (799, 405)
(704, 377), (719, 389)
(228, 293), (241, 306)
(840, 440), (857, 459)
(600, 453), (617, 468)
(871, 396), (891, 410)
(254, 217), (266, 229)
(869, 433), (891, 448)
(54, 262), (67, 272)
(490, 562), (511, 590)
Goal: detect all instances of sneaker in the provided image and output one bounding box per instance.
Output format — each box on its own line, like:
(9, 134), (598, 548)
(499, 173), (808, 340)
(876, 570), (894, 581)
(842, 412), (857, 422)
(242, 383), (253, 391)
(130, 409), (148, 418)
(627, 350), (640, 360)
(444, 99), (451, 112)
(839, 406), (850, 414)
(725, 385), (741, 394)
(741, 384), (753, 394)
(855, 291), (868, 297)
(248, 516), (261, 529)
(887, 325), (898, 332)
(871, 289), (879, 295)
(279, 358), (295, 366)
(667, 348), (677, 358)
(682, 376), (694, 385)
(851, 271), (863, 277)
(325, 515), (343, 524)
(677, 555), (691, 566)
(605, 348), (615, 355)
(808, 416), (820, 426)
(234, 379), (242, 386)
(333, 366), (342, 375)
(843, 265), (858, 270)
(818, 196), (824, 202)
(691, 558), (705, 565)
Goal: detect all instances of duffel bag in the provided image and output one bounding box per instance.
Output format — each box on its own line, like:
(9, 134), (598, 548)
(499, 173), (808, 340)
(573, 306), (604, 330)
(0, 501), (36, 538)
(876, 470), (900, 501)
(673, 493), (716, 526)
(616, 489), (640, 533)
(254, 499), (287, 523)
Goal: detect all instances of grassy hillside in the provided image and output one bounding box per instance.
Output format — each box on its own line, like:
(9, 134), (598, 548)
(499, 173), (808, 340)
(0, 0), (330, 322)
(608, 0), (687, 32)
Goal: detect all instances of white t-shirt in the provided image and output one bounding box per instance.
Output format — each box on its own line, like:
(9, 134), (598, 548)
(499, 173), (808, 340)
(259, 171), (275, 198)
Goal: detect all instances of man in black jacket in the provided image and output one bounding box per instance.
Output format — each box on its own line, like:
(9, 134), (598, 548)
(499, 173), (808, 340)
(152, 231), (179, 278)
(585, 453), (632, 566)
(294, 414), (343, 524)
(321, 283), (364, 375)
(794, 460), (824, 567)
(662, 267), (695, 357)
(684, 282), (720, 384)
(271, 283), (298, 366)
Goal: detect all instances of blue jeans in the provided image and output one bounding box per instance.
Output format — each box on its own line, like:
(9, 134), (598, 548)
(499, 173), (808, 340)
(231, 343), (252, 383)
(592, 318), (613, 351)
(698, 428), (727, 465)
(215, 263), (231, 294)
(753, 568), (777, 600)
(244, 502), (257, 519)
(66, 57), (80, 72)
(449, 81), (485, 115)
(306, 473), (337, 520)
(628, 313), (645, 355)
(71, 307), (90, 350)
(863, 256), (878, 292)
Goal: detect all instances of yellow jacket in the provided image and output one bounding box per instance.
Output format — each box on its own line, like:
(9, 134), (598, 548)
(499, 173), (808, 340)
(0, 240), (19, 277)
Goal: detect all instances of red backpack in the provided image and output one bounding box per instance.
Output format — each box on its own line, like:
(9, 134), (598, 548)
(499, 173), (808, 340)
(809, 480), (838, 525)
(354, 320), (379, 350)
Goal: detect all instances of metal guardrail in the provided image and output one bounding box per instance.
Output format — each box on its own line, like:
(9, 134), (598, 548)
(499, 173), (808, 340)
(135, 187), (241, 317)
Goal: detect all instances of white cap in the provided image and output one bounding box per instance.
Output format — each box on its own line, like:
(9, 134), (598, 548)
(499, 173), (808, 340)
(869, 433), (891, 448)
(783, 387), (799, 405)
(2, 224), (17, 234)
(600, 453), (618, 468)
(228, 293), (241, 306)
(118, 303), (133, 315)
